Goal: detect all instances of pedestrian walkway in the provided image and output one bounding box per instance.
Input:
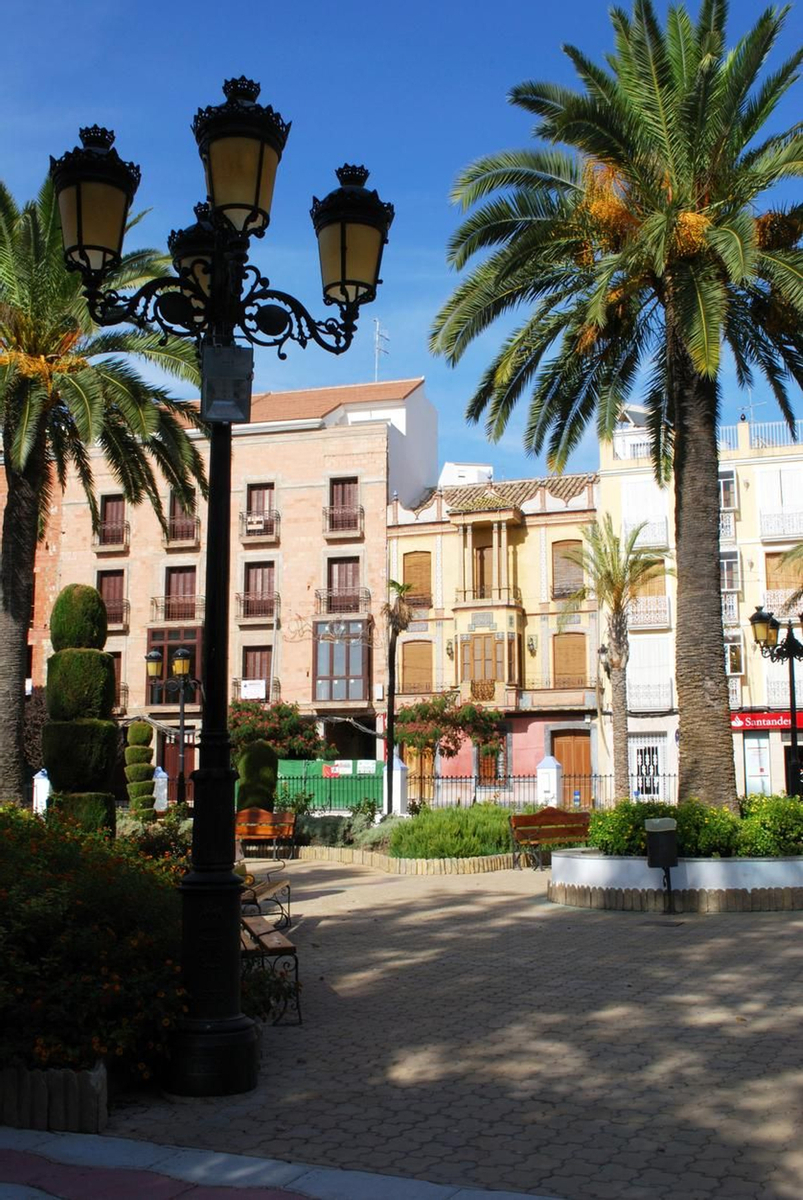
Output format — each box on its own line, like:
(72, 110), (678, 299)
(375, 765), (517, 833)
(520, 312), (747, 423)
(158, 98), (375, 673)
(0, 1129), (549, 1199)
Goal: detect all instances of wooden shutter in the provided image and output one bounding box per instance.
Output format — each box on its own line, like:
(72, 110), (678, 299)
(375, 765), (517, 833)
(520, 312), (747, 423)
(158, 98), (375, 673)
(402, 641), (432, 694)
(243, 646), (271, 681)
(97, 570), (124, 623)
(166, 567), (196, 620)
(331, 477), (358, 507)
(99, 495), (125, 544)
(461, 639), (470, 681)
(244, 562), (275, 617)
(247, 483), (273, 514)
(553, 632), (586, 687)
(473, 544), (493, 598)
(632, 564), (666, 598)
(170, 490), (195, 539)
(552, 541), (583, 597)
(766, 552), (798, 590)
(403, 552), (431, 603)
(328, 557), (359, 610)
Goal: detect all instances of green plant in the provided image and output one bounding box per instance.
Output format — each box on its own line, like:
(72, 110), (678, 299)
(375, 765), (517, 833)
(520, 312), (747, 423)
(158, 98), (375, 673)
(50, 584), (108, 652)
(125, 722), (156, 823)
(275, 784), (312, 816)
(350, 797), (379, 823)
(229, 700), (333, 758)
(127, 722), (154, 748)
(389, 804), (513, 859)
(590, 799), (743, 857)
(118, 806), (193, 863)
(736, 796), (803, 857)
(350, 816), (407, 852)
(42, 720), (119, 792)
(674, 799), (740, 858)
(236, 740), (278, 812)
(46, 649), (116, 721)
(0, 806), (185, 1080)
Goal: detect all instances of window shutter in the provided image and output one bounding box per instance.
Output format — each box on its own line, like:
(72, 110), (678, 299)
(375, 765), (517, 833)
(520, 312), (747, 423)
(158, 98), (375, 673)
(461, 639), (470, 681)
(766, 552), (798, 590)
(403, 552), (431, 603)
(632, 564), (666, 598)
(552, 541), (583, 597)
(402, 641), (432, 693)
(553, 632), (586, 687)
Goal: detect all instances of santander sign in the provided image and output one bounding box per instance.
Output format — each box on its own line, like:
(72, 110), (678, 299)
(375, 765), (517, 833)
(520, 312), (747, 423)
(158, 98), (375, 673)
(730, 711), (803, 731)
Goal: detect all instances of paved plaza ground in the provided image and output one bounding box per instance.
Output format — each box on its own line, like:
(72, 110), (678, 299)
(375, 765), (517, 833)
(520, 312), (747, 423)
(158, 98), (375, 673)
(107, 860), (803, 1200)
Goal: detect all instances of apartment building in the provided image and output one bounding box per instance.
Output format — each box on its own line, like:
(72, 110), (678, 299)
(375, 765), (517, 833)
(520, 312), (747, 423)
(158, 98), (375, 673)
(599, 409), (803, 798)
(21, 378), (437, 781)
(387, 464), (600, 803)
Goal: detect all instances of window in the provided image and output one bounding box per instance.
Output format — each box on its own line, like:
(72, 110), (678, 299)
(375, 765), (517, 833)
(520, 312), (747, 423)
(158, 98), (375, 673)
(628, 734), (667, 799)
(146, 627), (201, 703)
(99, 495), (125, 545)
(719, 469), (737, 511)
(552, 540), (584, 599)
(97, 570), (125, 624)
(461, 634), (504, 682)
(165, 566), (197, 620)
(725, 633), (744, 676)
(402, 551), (432, 607)
(401, 641), (432, 694)
(314, 619), (370, 702)
(552, 632), (587, 688)
(327, 557), (360, 611)
(242, 561), (275, 617)
(240, 646), (272, 700)
(720, 551), (740, 592)
(328, 477), (359, 531)
(169, 490), (197, 541)
(473, 543), (493, 598)
(245, 484), (276, 535)
(478, 729), (509, 785)
(766, 552), (800, 591)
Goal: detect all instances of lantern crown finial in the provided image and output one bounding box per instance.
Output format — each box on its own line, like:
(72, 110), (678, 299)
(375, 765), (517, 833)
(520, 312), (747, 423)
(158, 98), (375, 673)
(335, 164), (370, 188)
(222, 77), (262, 104)
(79, 125), (116, 151)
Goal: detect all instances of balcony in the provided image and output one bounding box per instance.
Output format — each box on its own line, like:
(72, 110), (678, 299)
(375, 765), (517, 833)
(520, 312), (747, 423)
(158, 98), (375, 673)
(93, 522), (130, 552)
(323, 506), (364, 539)
(405, 593), (433, 609)
(613, 437), (652, 460)
(728, 677), (741, 709)
(235, 592), (280, 623)
(623, 518), (669, 549)
(518, 677), (596, 710)
(315, 587), (371, 615)
(719, 511), (736, 542)
(767, 679), (792, 707)
(454, 586), (523, 605)
(239, 510), (280, 543)
(163, 515), (201, 549)
(231, 677), (281, 703)
(105, 598), (130, 631)
(722, 592), (739, 625)
(628, 681), (673, 711)
(760, 511), (803, 541)
(112, 683), (129, 715)
(151, 595), (205, 622)
(750, 420), (803, 449)
(629, 596), (670, 628)
(766, 589), (798, 617)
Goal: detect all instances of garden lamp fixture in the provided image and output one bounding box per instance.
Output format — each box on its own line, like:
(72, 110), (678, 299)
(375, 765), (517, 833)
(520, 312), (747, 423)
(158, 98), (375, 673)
(54, 77), (393, 1099)
(750, 605), (803, 797)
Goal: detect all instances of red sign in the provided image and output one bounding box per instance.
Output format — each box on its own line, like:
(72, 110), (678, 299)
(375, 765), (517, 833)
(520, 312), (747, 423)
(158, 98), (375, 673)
(730, 711), (803, 731)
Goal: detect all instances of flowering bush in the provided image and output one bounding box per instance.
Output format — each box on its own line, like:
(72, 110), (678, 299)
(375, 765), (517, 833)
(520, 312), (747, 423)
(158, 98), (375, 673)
(737, 795), (803, 856)
(588, 796), (803, 857)
(0, 807), (185, 1079)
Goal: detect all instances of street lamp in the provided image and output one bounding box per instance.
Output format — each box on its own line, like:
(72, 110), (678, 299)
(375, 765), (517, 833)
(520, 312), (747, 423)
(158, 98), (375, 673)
(749, 605), (803, 797)
(52, 77), (393, 1097)
(145, 647), (201, 808)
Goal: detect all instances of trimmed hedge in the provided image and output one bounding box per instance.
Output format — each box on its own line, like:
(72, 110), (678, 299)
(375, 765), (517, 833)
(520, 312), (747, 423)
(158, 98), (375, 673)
(42, 720), (118, 792)
(46, 649), (116, 721)
(128, 780), (155, 800)
(127, 722), (154, 747)
(48, 791), (116, 833)
(125, 763), (155, 784)
(236, 740), (277, 812)
(124, 746), (152, 766)
(50, 584), (107, 651)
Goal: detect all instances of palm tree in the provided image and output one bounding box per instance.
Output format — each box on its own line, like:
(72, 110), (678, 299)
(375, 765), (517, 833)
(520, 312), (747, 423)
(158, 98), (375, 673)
(431, 1), (803, 806)
(381, 580), (413, 814)
(0, 179), (207, 802)
(559, 516), (667, 799)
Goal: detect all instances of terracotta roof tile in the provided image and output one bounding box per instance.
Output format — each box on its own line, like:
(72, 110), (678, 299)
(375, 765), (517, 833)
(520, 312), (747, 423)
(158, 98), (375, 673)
(410, 474), (596, 516)
(250, 378), (424, 423)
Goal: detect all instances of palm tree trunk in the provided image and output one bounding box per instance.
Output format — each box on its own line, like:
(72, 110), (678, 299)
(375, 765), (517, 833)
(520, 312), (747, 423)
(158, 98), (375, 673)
(670, 324), (738, 808)
(610, 664), (630, 800)
(0, 433), (44, 804)
(386, 628), (398, 816)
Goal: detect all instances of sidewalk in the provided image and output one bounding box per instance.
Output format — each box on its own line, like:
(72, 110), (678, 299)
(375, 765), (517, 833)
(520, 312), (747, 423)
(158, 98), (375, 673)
(0, 1129), (553, 1199)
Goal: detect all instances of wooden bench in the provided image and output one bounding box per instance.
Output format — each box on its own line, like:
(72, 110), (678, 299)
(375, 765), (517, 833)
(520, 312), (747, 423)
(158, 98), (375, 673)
(234, 808), (296, 861)
(510, 807), (590, 871)
(240, 914), (301, 1024)
(241, 874), (291, 929)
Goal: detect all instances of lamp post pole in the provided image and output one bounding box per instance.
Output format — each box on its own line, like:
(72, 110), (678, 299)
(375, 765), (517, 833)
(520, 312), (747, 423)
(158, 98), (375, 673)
(145, 646), (200, 809)
(53, 78), (393, 1097)
(750, 607), (803, 797)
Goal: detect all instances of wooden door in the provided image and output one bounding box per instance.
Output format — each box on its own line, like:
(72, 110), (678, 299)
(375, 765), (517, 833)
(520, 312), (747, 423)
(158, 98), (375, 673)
(99, 495), (125, 545)
(244, 561), (275, 617)
(552, 540), (583, 599)
(166, 567), (196, 620)
(473, 543), (493, 598)
(243, 646), (272, 684)
(552, 731), (592, 807)
(330, 477), (358, 530)
(97, 570), (124, 623)
(169, 490), (195, 540)
(163, 736), (195, 806)
(553, 632), (587, 688)
(328, 557), (359, 611)
(247, 484), (275, 535)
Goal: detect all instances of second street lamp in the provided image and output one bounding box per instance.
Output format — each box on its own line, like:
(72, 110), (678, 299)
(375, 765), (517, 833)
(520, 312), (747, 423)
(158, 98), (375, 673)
(52, 77), (393, 1097)
(146, 647), (201, 808)
(749, 605), (803, 797)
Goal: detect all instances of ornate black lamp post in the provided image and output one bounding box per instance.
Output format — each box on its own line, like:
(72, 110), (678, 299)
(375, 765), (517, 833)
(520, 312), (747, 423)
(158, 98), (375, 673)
(146, 647), (201, 807)
(749, 605), (803, 797)
(51, 77), (393, 1096)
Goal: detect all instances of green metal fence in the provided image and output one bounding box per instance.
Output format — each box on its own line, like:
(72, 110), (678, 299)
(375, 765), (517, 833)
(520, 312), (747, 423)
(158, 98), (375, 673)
(277, 759), (384, 811)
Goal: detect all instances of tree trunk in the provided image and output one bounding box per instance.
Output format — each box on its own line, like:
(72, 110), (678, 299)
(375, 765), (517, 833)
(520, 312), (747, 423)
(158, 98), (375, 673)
(385, 627), (398, 816)
(610, 665), (630, 800)
(0, 432), (45, 804)
(669, 324), (738, 808)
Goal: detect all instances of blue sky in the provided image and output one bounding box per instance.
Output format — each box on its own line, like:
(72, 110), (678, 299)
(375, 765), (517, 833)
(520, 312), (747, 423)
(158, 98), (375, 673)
(2, 0), (801, 480)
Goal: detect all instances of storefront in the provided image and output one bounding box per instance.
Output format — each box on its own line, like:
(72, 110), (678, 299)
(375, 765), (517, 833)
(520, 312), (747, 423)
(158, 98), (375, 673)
(730, 711), (803, 796)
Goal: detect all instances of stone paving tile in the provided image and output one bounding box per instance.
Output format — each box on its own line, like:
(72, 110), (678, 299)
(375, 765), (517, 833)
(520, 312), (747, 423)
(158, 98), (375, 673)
(106, 860), (803, 1200)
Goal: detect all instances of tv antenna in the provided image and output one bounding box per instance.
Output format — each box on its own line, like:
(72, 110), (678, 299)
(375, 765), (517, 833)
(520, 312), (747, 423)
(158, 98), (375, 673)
(373, 319), (389, 382)
(738, 390), (767, 423)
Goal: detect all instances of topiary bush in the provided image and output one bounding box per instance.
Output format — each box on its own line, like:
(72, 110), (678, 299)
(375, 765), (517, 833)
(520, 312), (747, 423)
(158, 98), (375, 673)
(43, 586), (117, 834)
(50, 584), (108, 651)
(236, 740), (278, 811)
(125, 722), (156, 823)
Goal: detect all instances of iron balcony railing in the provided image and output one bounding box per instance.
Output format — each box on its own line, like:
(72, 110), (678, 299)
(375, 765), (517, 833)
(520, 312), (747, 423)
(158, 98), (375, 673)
(105, 598), (130, 628)
(765, 589), (798, 617)
(323, 505), (364, 536)
(623, 518), (669, 549)
(750, 419), (803, 449)
(239, 509), (280, 540)
(719, 511), (736, 541)
(231, 677), (281, 703)
(759, 510), (803, 541)
(93, 521), (130, 550)
(627, 681), (674, 711)
(628, 595), (670, 628)
(151, 594), (205, 621)
(163, 515), (201, 546)
(521, 676), (593, 691)
(455, 585), (522, 603)
(235, 592), (280, 620)
(315, 587), (371, 614)
(405, 593), (433, 609)
(721, 592), (739, 625)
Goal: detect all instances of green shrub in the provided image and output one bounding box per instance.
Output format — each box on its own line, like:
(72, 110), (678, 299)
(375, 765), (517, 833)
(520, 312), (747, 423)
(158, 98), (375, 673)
(295, 814), (351, 846)
(590, 799), (745, 857)
(125, 763), (155, 784)
(275, 784), (312, 816)
(42, 720), (118, 792)
(236, 740), (278, 812)
(674, 799), (740, 857)
(118, 807), (193, 861)
(46, 649), (116, 722)
(124, 746), (152, 766)
(0, 807), (184, 1080)
(351, 816), (407, 852)
(736, 796), (803, 856)
(127, 780), (156, 800)
(389, 804), (513, 859)
(48, 792), (116, 834)
(50, 584), (108, 651)
(127, 722), (154, 747)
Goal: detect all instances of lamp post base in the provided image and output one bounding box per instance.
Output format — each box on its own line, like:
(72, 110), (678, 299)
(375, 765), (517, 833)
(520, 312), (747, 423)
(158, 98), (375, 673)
(165, 1015), (259, 1096)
